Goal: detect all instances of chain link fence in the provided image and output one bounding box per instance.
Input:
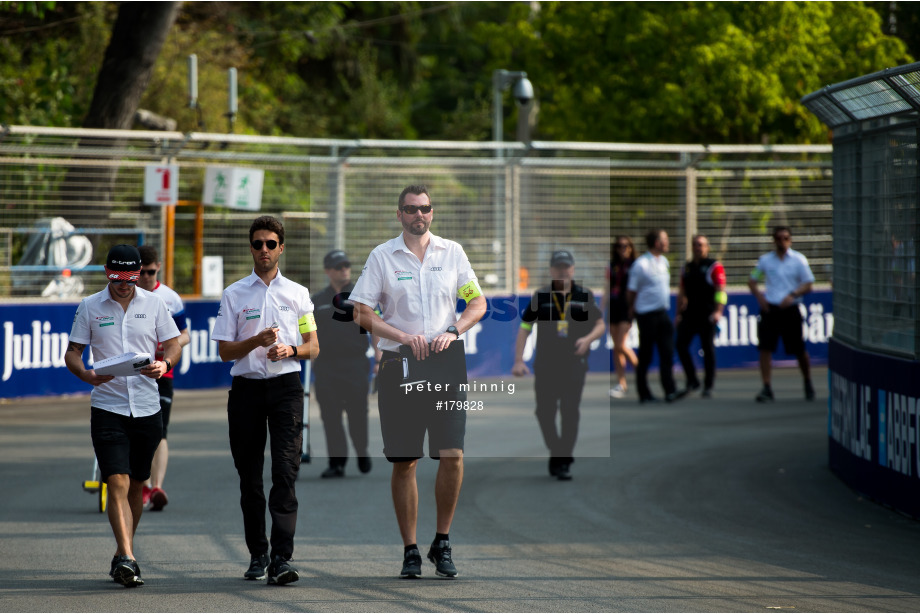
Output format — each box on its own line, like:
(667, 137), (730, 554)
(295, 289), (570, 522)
(0, 126), (831, 301)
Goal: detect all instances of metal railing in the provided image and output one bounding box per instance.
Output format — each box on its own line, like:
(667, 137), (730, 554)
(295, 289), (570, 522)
(0, 125), (832, 300)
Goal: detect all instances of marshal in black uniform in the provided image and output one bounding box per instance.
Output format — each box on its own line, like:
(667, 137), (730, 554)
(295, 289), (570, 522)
(312, 250), (373, 478)
(675, 235), (727, 397)
(512, 250), (606, 480)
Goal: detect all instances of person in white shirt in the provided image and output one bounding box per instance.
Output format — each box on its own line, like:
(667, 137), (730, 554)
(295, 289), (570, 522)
(748, 225), (816, 402)
(136, 245), (190, 512)
(351, 185), (487, 580)
(211, 215), (320, 586)
(65, 244), (181, 588)
(627, 229), (682, 403)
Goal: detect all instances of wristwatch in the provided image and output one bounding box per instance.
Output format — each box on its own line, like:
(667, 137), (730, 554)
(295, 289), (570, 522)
(446, 326), (460, 338)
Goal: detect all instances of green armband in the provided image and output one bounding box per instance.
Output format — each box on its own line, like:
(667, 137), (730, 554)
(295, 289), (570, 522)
(458, 280), (483, 303)
(750, 269), (764, 281)
(520, 322), (533, 331)
(298, 313), (317, 334)
(714, 290), (728, 305)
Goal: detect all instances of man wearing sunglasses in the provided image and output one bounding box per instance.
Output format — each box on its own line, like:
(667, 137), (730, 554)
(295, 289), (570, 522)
(351, 184), (487, 579)
(212, 215), (319, 586)
(748, 225), (816, 402)
(135, 245), (190, 512)
(65, 244), (182, 587)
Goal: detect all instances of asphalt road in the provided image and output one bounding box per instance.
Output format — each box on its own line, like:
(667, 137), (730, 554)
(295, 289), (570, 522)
(1, 367), (919, 612)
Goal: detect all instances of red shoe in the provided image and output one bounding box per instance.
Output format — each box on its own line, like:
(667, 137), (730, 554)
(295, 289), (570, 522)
(142, 485), (152, 508)
(150, 487), (168, 511)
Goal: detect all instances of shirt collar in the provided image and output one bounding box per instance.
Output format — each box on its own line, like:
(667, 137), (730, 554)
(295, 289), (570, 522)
(393, 232), (446, 254)
(246, 269), (285, 287)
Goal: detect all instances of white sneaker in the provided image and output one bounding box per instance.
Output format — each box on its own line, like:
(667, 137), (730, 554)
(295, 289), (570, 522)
(609, 384), (626, 399)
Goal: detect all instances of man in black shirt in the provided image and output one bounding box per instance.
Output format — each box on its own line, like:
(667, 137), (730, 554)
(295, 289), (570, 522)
(512, 250), (606, 480)
(312, 250), (374, 478)
(675, 235), (727, 398)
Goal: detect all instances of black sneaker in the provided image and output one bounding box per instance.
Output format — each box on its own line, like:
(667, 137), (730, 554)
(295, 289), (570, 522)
(427, 540), (458, 578)
(756, 386), (774, 402)
(358, 457), (372, 474)
(321, 465), (345, 478)
(556, 463), (573, 481)
(701, 387), (712, 398)
(805, 380), (815, 401)
(400, 548), (422, 579)
(686, 381), (701, 394)
(111, 556), (144, 588)
(244, 553), (270, 581)
(266, 555), (299, 586)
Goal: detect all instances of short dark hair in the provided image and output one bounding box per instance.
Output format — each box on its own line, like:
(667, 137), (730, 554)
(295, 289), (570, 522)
(249, 215), (284, 245)
(645, 228), (665, 249)
(138, 245), (159, 266)
(773, 225), (792, 239)
(398, 185), (430, 208)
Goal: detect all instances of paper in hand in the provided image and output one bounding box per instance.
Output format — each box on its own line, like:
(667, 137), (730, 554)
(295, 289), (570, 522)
(93, 352), (153, 376)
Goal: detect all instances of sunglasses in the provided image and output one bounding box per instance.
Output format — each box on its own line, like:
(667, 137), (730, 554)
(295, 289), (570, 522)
(251, 239), (279, 250)
(400, 205), (432, 214)
(140, 269), (158, 276)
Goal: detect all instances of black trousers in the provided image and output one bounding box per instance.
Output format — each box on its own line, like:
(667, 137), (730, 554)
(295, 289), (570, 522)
(635, 309), (677, 399)
(534, 358), (588, 465)
(675, 315), (717, 389)
(227, 373), (303, 560)
(315, 366), (369, 468)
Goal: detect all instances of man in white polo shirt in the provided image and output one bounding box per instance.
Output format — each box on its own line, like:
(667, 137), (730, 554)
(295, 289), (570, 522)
(65, 244), (181, 588)
(748, 225), (816, 402)
(351, 184), (487, 580)
(627, 229), (681, 403)
(211, 215), (319, 586)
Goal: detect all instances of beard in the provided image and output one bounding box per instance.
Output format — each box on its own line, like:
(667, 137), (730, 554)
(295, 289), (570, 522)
(403, 218), (429, 236)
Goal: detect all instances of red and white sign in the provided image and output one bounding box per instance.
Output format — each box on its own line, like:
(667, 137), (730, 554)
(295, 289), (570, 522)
(144, 164), (179, 205)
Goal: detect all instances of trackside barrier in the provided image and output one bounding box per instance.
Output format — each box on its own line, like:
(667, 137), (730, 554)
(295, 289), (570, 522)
(0, 290), (831, 399)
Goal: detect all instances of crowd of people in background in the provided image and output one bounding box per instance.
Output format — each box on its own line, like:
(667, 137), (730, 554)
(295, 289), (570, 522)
(606, 225), (815, 404)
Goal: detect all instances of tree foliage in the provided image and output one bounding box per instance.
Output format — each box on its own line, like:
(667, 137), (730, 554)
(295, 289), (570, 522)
(0, 1), (912, 144)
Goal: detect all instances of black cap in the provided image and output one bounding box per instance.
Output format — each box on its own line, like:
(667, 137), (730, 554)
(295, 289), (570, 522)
(106, 244), (141, 271)
(323, 249), (351, 269)
(550, 250), (575, 267)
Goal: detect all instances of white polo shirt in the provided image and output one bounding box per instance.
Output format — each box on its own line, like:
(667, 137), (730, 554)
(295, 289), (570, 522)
(151, 281), (187, 380)
(627, 252), (671, 314)
(350, 233), (480, 352)
(211, 270), (315, 378)
(69, 286), (180, 417)
(750, 248), (815, 305)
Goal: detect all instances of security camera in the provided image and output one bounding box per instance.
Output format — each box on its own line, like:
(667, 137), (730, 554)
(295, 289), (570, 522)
(513, 77), (534, 106)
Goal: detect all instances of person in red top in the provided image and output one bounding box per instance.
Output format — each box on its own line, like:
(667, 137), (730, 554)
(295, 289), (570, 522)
(137, 245), (190, 510)
(675, 235), (727, 397)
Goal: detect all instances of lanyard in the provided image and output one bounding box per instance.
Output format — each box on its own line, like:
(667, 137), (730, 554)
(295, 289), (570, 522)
(551, 290), (570, 320)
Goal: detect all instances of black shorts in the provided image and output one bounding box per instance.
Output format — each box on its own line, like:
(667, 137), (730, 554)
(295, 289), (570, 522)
(90, 407), (163, 482)
(609, 299), (630, 325)
(157, 377), (174, 438)
(757, 304), (806, 355)
(377, 354), (466, 462)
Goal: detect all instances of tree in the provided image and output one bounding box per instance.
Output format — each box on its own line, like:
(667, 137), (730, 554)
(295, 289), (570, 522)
(83, 2), (180, 128)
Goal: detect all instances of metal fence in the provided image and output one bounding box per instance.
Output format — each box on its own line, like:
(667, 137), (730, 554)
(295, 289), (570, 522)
(0, 125), (832, 301)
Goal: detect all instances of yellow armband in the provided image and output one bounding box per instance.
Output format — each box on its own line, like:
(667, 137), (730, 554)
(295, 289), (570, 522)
(714, 290), (728, 305)
(520, 322), (533, 331)
(458, 280), (483, 303)
(298, 313), (317, 334)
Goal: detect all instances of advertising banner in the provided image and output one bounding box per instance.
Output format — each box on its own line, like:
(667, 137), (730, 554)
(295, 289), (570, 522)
(1, 290), (832, 399)
(827, 338), (920, 518)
